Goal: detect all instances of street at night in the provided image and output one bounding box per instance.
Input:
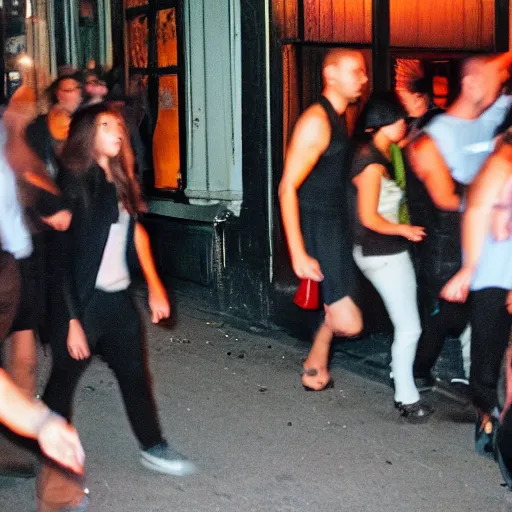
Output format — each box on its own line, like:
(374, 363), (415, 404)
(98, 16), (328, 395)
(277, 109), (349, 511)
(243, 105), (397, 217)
(0, 298), (509, 512)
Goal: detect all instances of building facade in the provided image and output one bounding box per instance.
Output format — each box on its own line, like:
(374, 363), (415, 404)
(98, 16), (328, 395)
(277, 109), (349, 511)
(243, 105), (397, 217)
(1, 0), (510, 333)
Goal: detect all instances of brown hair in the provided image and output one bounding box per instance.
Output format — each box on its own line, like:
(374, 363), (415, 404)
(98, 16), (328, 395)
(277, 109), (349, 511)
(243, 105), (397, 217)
(59, 103), (145, 215)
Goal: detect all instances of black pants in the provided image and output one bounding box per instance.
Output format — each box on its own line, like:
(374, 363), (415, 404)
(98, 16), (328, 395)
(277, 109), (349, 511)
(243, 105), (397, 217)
(42, 290), (163, 450)
(413, 298), (470, 379)
(470, 288), (512, 414)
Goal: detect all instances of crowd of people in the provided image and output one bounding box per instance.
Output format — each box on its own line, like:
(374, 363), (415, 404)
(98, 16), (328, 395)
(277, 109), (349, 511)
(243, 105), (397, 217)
(0, 66), (196, 512)
(279, 49), (512, 480)
(3, 48), (512, 510)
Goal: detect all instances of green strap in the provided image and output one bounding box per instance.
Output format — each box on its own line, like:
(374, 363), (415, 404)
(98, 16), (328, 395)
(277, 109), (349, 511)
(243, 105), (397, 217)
(390, 143), (410, 224)
(391, 143), (405, 190)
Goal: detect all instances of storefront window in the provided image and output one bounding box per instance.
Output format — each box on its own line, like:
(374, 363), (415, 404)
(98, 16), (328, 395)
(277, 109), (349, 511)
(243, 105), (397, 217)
(390, 0), (494, 50)
(153, 74), (181, 189)
(126, 0), (184, 195)
(127, 14), (148, 68)
(157, 8), (177, 68)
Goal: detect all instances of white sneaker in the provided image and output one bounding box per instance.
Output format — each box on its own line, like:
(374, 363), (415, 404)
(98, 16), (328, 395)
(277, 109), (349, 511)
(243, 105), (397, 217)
(140, 442), (197, 476)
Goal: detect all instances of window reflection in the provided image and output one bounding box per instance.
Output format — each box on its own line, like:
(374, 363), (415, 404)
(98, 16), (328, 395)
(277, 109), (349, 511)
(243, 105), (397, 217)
(153, 75), (181, 190)
(157, 8), (178, 68)
(128, 15), (148, 68)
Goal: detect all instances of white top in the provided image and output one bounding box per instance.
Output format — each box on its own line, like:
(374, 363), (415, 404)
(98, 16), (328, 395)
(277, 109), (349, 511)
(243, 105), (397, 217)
(95, 204), (131, 292)
(377, 176), (403, 224)
(0, 121), (32, 259)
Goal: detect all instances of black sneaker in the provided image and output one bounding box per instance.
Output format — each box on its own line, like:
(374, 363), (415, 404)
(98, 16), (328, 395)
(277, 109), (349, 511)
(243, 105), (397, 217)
(394, 401), (434, 423)
(140, 442), (197, 476)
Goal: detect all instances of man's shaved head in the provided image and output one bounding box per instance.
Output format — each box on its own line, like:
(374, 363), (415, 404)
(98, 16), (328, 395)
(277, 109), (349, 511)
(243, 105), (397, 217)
(323, 49), (362, 75)
(322, 49), (368, 104)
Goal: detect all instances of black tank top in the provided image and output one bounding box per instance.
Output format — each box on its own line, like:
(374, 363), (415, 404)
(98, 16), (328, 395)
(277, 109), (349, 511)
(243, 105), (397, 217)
(298, 96), (353, 212)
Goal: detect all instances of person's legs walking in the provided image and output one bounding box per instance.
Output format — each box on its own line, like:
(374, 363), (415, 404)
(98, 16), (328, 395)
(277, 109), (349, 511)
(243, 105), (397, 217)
(93, 291), (196, 476)
(470, 288), (511, 415)
(354, 249), (422, 405)
(38, 326), (89, 511)
(470, 288), (511, 458)
(5, 330), (37, 397)
(413, 299), (469, 380)
(302, 296), (362, 390)
(96, 292), (163, 449)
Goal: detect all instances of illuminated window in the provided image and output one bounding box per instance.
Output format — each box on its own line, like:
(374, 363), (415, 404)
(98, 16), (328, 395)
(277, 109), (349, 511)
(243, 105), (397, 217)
(125, 0), (184, 195)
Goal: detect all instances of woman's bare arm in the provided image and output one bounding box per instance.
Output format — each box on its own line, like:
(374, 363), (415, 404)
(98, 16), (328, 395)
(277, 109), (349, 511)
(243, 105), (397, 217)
(134, 222), (170, 323)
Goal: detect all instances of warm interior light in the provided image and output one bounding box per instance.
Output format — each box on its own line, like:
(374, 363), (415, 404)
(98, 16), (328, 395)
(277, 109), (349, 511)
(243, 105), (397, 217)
(17, 55), (33, 68)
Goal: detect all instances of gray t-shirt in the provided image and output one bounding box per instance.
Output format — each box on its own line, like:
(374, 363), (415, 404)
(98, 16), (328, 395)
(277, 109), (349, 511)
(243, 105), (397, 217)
(424, 95), (512, 291)
(424, 95), (512, 185)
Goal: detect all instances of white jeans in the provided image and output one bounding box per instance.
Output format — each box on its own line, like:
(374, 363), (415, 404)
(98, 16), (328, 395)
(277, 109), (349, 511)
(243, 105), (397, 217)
(353, 247), (422, 405)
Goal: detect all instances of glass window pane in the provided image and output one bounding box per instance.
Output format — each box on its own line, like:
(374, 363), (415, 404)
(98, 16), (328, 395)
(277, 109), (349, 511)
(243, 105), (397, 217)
(157, 8), (178, 68)
(126, 0), (148, 7)
(303, 0), (371, 43)
(390, 0), (494, 50)
(127, 15), (148, 68)
(153, 75), (181, 190)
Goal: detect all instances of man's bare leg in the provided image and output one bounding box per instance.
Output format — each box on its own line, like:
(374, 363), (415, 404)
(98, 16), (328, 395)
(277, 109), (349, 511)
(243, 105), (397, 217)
(302, 296), (362, 390)
(302, 322), (333, 390)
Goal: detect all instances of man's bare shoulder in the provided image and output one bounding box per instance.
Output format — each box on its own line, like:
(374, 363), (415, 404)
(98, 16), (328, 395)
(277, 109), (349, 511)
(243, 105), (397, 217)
(409, 133), (436, 154)
(291, 104), (330, 147)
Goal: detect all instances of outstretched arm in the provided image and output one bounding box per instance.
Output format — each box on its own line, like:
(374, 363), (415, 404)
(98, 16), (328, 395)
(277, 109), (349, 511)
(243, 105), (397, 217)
(0, 369), (85, 474)
(441, 147), (512, 302)
(134, 222), (170, 323)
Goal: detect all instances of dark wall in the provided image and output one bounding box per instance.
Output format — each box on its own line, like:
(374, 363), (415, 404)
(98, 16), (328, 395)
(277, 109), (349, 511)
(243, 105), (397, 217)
(220, 0), (271, 325)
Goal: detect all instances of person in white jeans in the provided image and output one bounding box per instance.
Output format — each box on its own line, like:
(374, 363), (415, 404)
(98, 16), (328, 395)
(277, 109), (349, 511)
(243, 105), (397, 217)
(353, 247), (422, 405)
(351, 91), (432, 422)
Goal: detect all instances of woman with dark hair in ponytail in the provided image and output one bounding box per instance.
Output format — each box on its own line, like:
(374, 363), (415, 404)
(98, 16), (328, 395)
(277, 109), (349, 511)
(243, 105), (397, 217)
(39, 103), (196, 511)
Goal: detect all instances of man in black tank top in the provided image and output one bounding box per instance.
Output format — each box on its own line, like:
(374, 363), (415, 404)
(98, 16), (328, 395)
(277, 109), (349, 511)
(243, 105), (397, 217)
(279, 49), (368, 391)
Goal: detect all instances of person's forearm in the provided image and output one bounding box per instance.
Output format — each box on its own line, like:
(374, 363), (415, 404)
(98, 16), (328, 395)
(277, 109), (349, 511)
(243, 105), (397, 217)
(134, 223), (165, 292)
(461, 207), (491, 270)
(360, 213), (405, 237)
(279, 186), (307, 259)
(0, 369), (52, 439)
(431, 193), (460, 212)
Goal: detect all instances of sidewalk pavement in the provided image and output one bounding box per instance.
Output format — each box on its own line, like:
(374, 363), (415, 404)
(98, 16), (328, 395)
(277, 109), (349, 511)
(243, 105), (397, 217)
(0, 299), (510, 512)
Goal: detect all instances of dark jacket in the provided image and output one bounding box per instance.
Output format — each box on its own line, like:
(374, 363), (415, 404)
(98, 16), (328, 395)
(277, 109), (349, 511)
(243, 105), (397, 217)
(48, 164), (138, 325)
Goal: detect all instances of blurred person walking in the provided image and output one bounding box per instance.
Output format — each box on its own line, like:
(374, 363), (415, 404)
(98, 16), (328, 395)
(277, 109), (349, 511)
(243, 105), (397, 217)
(279, 49), (368, 391)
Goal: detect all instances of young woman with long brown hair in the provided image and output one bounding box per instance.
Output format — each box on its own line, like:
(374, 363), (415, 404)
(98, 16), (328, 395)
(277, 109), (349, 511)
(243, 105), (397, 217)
(39, 103), (196, 511)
